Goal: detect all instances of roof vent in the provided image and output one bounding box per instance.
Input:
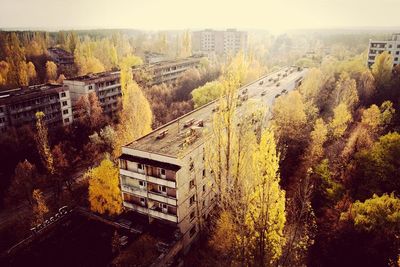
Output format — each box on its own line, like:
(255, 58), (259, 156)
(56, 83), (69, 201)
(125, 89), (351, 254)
(156, 129), (168, 139)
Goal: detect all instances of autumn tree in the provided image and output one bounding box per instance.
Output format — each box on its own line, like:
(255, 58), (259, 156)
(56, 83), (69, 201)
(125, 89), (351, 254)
(0, 60), (10, 86)
(191, 80), (223, 108)
(361, 101), (394, 134)
(331, 72), (359, 111)
(299, 68), (323, 103)
(178, 30), (192, 58)
(341, 193), (400, 233)
(329, 103), (352, 139)
(351, 132), (400, 200)
(35, 112), (54, 175)
(371, 51), (393, 87)
(31, 189), (49, 226)
(45, 61), (58, 82)
(114, 56), (152, 157)
(358, 70), (376, 104)
(5, 33), (28, 87)
(6, 160), (37, 206)
(52, 143), (70, 196)
(309, 118), (328, 160)
(281, 172), (316, 267)
(87, 156), (122, 215)
(246, 129), (286, 265)
(74, 40), (106, 75)
(75, 92), (104, 130)
(26, 61), (37, 84)
(272, 91), (308, 145)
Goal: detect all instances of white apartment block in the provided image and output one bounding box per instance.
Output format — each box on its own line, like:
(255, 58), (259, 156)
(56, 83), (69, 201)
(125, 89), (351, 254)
(192, 29), (248, 59)
(118, 66), (308, 262)
(367, 33), (400, 68)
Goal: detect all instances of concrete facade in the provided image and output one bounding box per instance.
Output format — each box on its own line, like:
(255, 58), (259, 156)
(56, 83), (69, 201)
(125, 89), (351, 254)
(63, 71), (121, 117)
(133, 56), (203, 87)
(192, 29), (248, 59)
(367, 33), (400, 68)
(0, 84), (72, 132)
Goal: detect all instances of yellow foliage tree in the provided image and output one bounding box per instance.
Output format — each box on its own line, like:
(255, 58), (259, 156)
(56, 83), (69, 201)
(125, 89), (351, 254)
(371, 51), (393, 87)
(272, 91), (307, 143)
(309, 118), (328, 160)
(87, 156), (122, 215)
(32, 189), (49, 226)
(46, 61), (58, 82)
(35, 112), (54, 175)
(329, 103), (352, 138)
(246, 129), (286, 265)
(114, 56), (152, 157)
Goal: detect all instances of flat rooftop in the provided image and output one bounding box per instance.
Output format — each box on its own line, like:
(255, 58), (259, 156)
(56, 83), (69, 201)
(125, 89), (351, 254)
(0, 84), (67, 105)
(64, 71), (120, 83)
(124, 66), (308, 158)
(142, 56), (203, 70)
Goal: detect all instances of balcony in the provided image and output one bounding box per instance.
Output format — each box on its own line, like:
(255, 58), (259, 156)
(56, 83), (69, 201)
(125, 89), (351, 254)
(148, 190), (177, 206)
(120, 168), (176, 188)
(123, 201), (148, 214)
(149, 207), (178, 223)
(121, 184), (147, 197)
(123, 201), (178, 223)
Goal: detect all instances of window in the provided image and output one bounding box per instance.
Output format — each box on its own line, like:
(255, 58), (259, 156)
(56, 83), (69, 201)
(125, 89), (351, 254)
(88, 85), (93, 90)
(189, 226), (196, 238)
(190, 211), (195, 221)
(202, 169), (206, 178)
(396, 51), (399, 55)
(189, 179), (195, 189)
(160, 168), (166, 178)
(158, 185), (167, 194)
(138, 163), (145, 173)
(61, 92), (66, 98)
(395, 57), (399, 61)
(140, 197), (146, 206)
(0, 107), (3, 113)
(190, 195), (196, 206)
(139, 180), (146, 188)
(62, 101), (68, 106)
(159, 203), (168, 212)
(203, 184), (206, 193)
(63, 109), (69, 115)
(64, 118), (70, 123)
(203, 200), (206, 207)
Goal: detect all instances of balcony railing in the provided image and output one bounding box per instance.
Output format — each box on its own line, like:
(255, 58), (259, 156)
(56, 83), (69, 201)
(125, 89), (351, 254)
(148, 190), (177, 206)
(124, 201), (178, 223)
(121, 184), (147, 197)
(149, 207), (178, 223)
(120, 168), (176, 188)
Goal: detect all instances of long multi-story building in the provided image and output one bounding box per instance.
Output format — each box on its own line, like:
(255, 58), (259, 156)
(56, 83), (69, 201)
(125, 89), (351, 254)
(63, 71), (121, 117)
(0, 84), (72, 132)
(192, 28), (248, 58)
(367, 33), (400, 68)
(118, 66), (308, 261)
(48, 47), (75, 68)
(132, 56), (203, 87)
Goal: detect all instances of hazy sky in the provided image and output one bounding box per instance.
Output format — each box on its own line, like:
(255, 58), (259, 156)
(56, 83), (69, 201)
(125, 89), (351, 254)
(0, 0), (399, 32)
